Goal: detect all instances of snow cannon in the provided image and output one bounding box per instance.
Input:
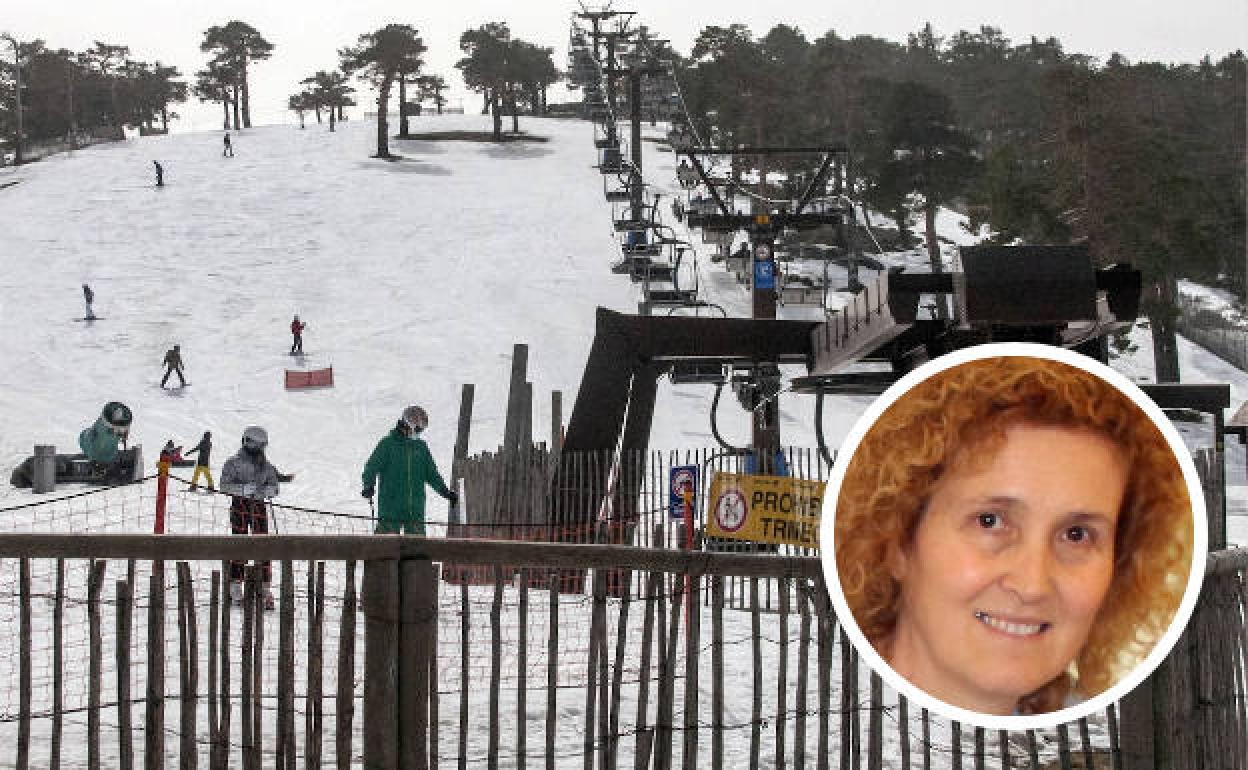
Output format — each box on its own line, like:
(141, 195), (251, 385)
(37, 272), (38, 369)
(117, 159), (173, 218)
(9, 401), (144, 489)
(80, 401), (133, 463)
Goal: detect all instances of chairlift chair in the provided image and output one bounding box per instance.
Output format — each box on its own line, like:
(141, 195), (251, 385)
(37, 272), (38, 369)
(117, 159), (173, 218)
(599, 149), (630, 175)
(620, 242), (662, 258)
(676, 165), (700, 189)
(779, 273), (827, 308)
(669, 360), (729, 384)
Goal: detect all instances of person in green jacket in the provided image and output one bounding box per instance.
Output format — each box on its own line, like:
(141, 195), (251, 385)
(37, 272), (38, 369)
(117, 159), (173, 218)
(361, 405), (457, 535)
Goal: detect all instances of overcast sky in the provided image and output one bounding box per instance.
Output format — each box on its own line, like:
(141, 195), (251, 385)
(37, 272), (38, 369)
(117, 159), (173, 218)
(4, 0), (1245, 131)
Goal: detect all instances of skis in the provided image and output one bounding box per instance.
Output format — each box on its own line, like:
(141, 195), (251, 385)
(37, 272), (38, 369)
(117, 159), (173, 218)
(74, 317), (104, 322)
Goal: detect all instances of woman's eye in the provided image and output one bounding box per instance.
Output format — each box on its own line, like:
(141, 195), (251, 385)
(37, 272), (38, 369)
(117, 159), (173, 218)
(1064, 525), (1093, 544)
(976, 512), (1004, 529)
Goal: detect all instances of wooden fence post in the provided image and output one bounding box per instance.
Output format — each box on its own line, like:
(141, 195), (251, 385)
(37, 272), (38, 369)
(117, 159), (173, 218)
(399, 558), (436, 770)
(88, 559), (107, 770)
(52, 558), (65, 770)
(452, 384), (475, 530)
(337, 560), (359, 770)
(364, 559), (400, 770)
(117, 577), (135, 770)
(18, 558), (31, 770)
(146, 561), (167, 770)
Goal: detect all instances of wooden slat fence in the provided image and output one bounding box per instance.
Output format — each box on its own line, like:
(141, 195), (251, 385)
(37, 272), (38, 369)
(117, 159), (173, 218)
(0, 535), (1242, 769)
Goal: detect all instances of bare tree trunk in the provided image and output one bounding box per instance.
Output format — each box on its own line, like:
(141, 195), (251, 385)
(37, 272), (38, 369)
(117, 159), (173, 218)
(109, 82), (122, 138)
(397, 75), (408, 138)
(376, 78), (393, 158)
(231, 85), (241, 130)
(298, 111), (305, 129)
(509, 86), (519, 133)
(221, 100), (230, 131)
(490, 88), (502, 141)
(329, 103), (336, 133)
(241, 58), (252, 128)
(314, 106), (322, 124)
(161, 107), (169, 134)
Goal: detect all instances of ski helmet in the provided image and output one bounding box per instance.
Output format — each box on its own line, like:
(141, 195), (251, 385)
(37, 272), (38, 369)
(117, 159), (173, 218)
(242, 425), (268, 451)
(101, 401), (132, 435)
(401, 405), (428, 433)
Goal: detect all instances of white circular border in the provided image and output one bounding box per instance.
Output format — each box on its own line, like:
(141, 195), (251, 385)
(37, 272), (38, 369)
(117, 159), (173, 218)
(818, 342), (1209, 731)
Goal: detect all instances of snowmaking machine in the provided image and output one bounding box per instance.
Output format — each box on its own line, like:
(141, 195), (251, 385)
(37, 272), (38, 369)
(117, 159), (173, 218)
(10, 401), (145, 488)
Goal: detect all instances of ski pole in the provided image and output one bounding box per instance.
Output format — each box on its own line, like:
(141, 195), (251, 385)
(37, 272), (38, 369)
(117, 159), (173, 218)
(267, 500), (280, 535)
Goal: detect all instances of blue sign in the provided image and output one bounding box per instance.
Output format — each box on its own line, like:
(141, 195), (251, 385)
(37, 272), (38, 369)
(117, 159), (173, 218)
(754, 260), (775, 290)
(669, 465), (699, 520)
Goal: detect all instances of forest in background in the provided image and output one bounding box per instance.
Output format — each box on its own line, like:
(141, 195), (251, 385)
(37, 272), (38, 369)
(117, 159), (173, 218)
(2, 20), (1244, 378)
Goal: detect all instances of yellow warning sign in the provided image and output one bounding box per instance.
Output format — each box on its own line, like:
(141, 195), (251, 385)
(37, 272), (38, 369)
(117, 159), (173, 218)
(705, 472), (825, 548)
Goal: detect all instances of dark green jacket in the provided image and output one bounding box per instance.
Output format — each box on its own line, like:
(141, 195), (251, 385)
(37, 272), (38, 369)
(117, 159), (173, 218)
(362, 429), (452, 524)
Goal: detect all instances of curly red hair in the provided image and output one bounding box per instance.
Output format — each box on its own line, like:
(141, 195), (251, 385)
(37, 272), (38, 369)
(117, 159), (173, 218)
(834, 356), (1192, 713)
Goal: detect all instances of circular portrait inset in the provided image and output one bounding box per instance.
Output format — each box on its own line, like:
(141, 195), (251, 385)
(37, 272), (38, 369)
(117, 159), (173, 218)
(821, 343), (1205, 729)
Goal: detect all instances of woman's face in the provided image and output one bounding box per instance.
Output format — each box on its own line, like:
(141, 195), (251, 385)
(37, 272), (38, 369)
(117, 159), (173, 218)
(887, 423), (1127, 715)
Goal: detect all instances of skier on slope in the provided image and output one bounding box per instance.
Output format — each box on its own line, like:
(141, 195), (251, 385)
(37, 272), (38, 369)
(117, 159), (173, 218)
(361, 405), (457, 535)
(223, 132), (234, 158)
(220, 425), (281, 608)
(82, 283), (96, 320)
(290, 315), (307, 354)
(161, 344), (186, 388)
(153, 161), (164, 187)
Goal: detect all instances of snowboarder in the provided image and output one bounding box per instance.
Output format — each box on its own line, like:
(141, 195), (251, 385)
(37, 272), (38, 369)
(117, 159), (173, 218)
(361, 405), (457, 535)
(223, 132), (234, 157)
(185, 430), (214, 491)
(82, 283), (96, 320)
(220, 426), (281, 608)
(161, 344), (186, 388)
(290, 315), (307, 354)
(153, 161), (164, 187)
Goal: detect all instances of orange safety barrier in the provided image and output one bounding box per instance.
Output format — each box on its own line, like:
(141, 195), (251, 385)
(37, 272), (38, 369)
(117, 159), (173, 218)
(284, 367), (334, 389)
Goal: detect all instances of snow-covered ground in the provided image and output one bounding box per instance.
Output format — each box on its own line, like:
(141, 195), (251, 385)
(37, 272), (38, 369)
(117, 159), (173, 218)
(1, 114), (1245, 767)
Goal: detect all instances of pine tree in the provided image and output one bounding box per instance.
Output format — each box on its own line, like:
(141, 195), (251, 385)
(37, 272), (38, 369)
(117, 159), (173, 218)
(340, 24), (425, 158)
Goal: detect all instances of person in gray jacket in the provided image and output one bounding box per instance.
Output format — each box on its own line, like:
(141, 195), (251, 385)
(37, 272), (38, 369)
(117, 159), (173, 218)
(220, 425), (281, 607)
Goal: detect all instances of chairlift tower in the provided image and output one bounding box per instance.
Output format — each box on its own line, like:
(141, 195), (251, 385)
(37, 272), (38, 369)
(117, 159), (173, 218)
(682, 145), (852, 458)
(605, 57), (667, 223)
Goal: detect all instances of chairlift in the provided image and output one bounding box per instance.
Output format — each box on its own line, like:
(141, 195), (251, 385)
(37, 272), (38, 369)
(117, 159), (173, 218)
(599, 148), (629, 174)
(614, 217), (650, 232)
(604, 185), (632, 203)
(620, 242), (662, 258)
(669, 360), (729, 384)
(778, 273), (827, 308)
